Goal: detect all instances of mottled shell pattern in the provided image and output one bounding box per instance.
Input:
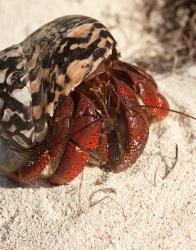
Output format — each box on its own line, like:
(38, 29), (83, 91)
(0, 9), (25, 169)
(0, 15), (117, 152)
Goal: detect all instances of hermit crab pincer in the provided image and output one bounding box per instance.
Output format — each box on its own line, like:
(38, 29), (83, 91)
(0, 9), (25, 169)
(0, 15), (169, 185)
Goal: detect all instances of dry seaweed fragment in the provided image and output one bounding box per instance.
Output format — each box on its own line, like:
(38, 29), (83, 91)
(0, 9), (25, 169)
(136, 0), (195, 72)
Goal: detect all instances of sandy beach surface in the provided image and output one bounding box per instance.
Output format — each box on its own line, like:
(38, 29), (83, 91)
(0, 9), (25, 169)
(0, 1), (195, 249)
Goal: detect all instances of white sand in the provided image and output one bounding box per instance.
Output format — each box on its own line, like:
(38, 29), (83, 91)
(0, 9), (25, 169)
(0, 1), (196, 250)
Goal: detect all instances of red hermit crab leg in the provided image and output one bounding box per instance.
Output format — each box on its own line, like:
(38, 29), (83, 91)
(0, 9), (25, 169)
(48, 142), (89, 185)
(46, 96), (74, 157)
(110, 60), (169, 119)
(103, 77), (149, 172)
(94, 76), (149, 172)
(9, 96), (74, 184)
(9, 151), (51, 184)
(49, 94), (102, 185)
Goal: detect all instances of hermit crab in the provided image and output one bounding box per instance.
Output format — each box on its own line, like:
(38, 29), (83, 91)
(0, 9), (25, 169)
(0, 15), (170, 185)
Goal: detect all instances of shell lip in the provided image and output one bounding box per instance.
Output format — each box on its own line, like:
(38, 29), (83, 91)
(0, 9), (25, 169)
(62, 46), (119, 97)
(83, 47), (119, 82)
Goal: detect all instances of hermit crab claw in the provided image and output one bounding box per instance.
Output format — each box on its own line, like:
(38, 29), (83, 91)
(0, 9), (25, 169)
(110, 60), (170, 119)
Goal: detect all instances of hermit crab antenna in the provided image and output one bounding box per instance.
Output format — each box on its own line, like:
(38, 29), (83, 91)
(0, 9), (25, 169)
(139, 105), (196, 121)
(111, 83), (196, 121)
